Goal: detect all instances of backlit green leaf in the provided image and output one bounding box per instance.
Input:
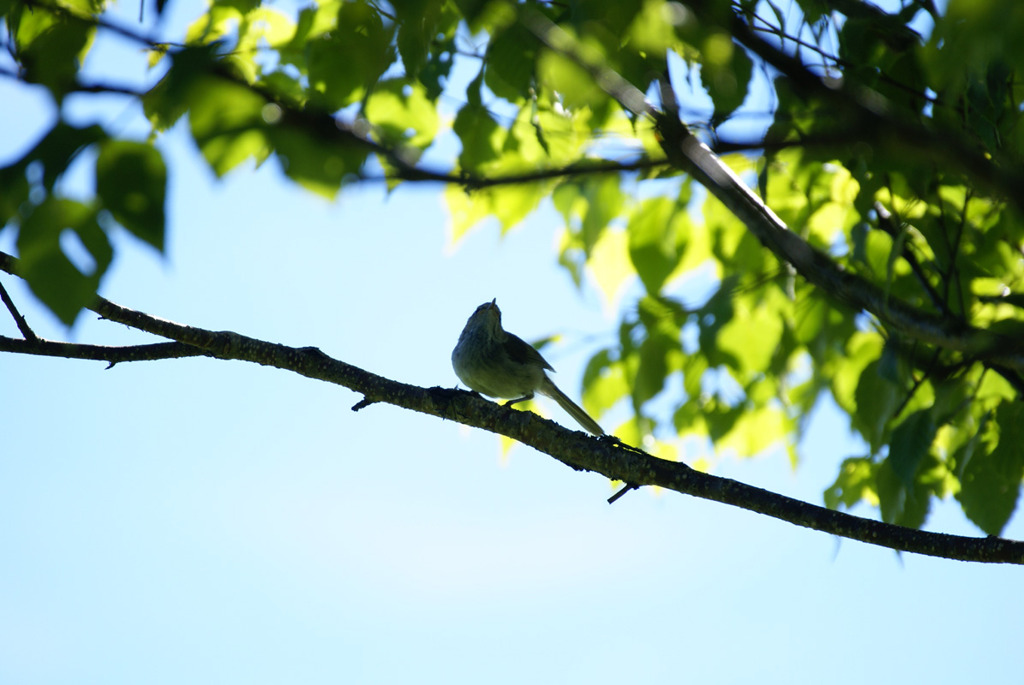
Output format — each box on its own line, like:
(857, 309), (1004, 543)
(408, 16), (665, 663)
(12, 8), (95, 101)
(16, 198), (111, 325)
(877, 456), (931, 528)
(699, 32), (753, 123)
(268, 113), (369, 198)
(716, 291), (786, 376)
(628, 197), (679, 294)
(96, 141), (167, 252)
(581, 349), (628, 419)
(486, 23), (538, 102)
(824, 456), (878, 510)
(888, 410), (937, 487)
(453, 103), (502, 171)
(306, 1), (392, 110)
(717, 404), (791, 458)
(958, 402), (1024, 535)
(537, 50), (603, 110)
(188, 76), (271, 176)
(852, 359), (902, 453)
(365, 80), (440, 150)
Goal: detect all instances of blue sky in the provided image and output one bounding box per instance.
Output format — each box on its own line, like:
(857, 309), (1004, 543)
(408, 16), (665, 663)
(1, 1), (1021, 683)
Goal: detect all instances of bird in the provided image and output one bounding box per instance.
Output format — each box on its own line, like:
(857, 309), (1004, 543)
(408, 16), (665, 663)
(451, 299), (603, 435)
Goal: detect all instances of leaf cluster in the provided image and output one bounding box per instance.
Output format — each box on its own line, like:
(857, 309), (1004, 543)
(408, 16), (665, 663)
(3, 0), (1024, 534)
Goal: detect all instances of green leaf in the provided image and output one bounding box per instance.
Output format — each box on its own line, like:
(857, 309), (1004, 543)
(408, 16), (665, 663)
(16, 198), (111, 325)
(268, 112), (370, 198)
(20, 122), (107, 191)
(888, 410), (937, 487)
(958, 402), (1024, 536)
(306, 0), (392, 110)
(585, 227), (632, 305)
(628, 197), (679, 294)
(365, 79), (440, 150)
(0, 165), (30, 226)
(393, 0), (436, 77)
(537, 49), (603, 110)
(453, 103), (502, 171)
(697, 277), (738, 368)
(699, 32), (753, 124)
(453, 0), (489, 29)
(852, 359), (902, 453)
(485, 23), (538, 102)
(581, 349), (628, 419)
(95, 141), (167, 252)
(184, 2), (244, 45)
(143, 47), (216, 132)
(490, 183), (548, 234)
(715, 291), (786, 376)
(625, 0), (681, 55)
(714, 402), (792, 458)
(13, 9), (95, 101)
(877, 456), (931, 529)
(554, 177), (622, 256)
(682, 351), (708, 400)
(578, 175), (623, 255)
(259, 71), (307, 107)
(704, 398), (743, 444)
(830, 332), (883, 414)
(0, 121), (106, 226)
(824, 456), (878, 510)
(673, 398), (707, 437)
(633, 330), (674, 408)
(446, 185), (493, 242)
(446, 181), (549, 238)
(188, 76), (271, 176)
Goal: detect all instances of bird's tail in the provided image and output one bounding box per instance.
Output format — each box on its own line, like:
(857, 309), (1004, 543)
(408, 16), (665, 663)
(539, 376), (604, 435)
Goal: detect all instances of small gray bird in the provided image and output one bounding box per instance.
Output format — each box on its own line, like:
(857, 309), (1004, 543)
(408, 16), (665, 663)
(452, 299), (603, 435)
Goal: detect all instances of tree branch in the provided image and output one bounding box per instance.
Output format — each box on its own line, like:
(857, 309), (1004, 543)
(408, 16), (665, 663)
(0, 335), (208, 365)
(688, 0), (1024, 214)
(521, 6), (1024, 380)
(368, 156), (666, 189)
(0, 252), (1020, 564)
(0, 65), (148, 97)
(0, 279), (36, 340)
(7, 0), (666, 196)
(872, 200), (949, 316)
(652, 116), (1024, 371)
(232, 69), (667, 190)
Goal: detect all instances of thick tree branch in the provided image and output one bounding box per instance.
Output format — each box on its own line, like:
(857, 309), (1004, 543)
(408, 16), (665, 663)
(652, 115), (1024, 372)
(0, 252), (1020, 564)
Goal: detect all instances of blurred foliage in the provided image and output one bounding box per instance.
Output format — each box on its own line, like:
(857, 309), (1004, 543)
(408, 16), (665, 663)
(2, 0), (1024, 534)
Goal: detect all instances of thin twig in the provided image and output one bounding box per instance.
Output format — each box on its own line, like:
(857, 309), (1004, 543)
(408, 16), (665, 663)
(0, 280), (37, 340)
(607, 483), (638, 504)
(0, 335), (208, 364)
(873, 200), (948, 316)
